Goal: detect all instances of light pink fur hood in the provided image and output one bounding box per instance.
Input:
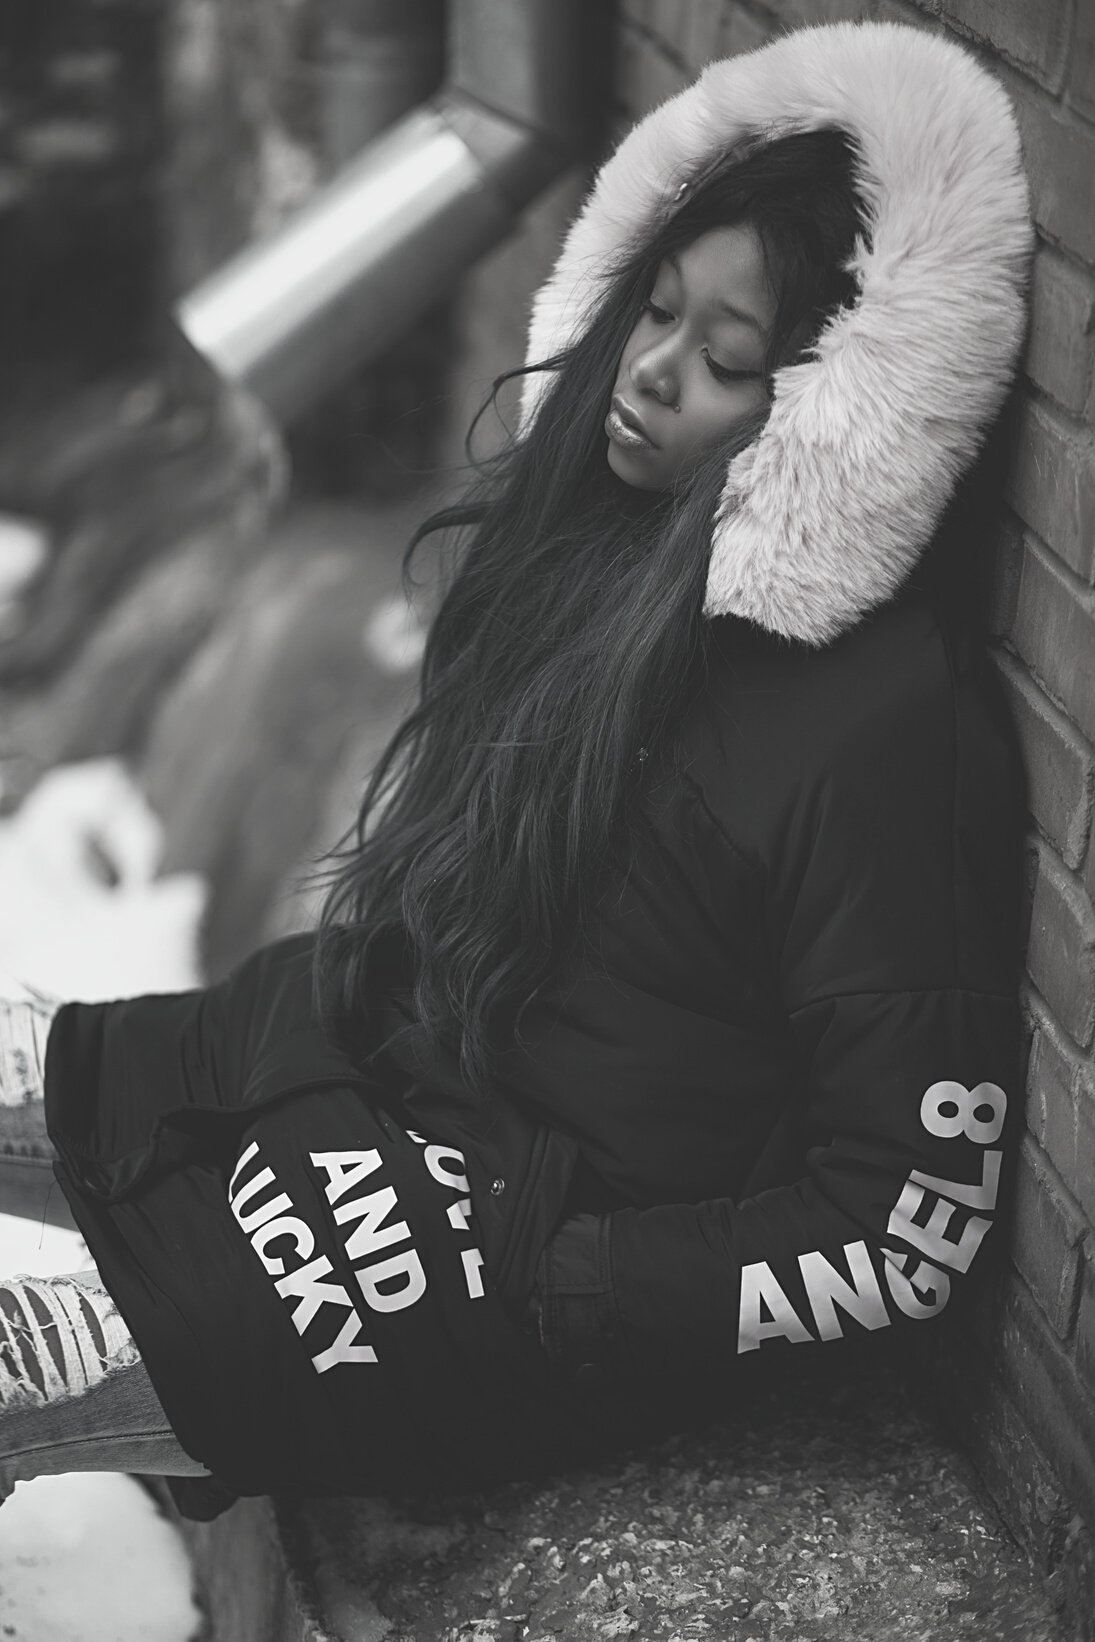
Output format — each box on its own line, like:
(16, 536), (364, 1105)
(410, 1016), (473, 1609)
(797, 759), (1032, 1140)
(518, 20), (1034, 648)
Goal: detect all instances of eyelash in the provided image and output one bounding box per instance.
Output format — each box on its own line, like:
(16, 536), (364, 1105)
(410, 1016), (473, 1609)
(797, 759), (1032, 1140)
(640, 299), (756, 385)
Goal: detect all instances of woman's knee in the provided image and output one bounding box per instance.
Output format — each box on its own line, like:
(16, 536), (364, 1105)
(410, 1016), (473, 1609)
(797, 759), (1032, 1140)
(0, 1273), (139, 1406)
(0, 1272), (212, 1493)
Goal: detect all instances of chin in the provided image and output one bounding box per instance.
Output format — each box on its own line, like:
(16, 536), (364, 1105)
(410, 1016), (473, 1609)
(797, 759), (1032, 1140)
(606, 439), (665, 491)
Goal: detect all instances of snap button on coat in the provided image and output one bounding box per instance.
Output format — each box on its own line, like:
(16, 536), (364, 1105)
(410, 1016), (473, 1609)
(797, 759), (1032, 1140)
(490, 1176), (506, 1196)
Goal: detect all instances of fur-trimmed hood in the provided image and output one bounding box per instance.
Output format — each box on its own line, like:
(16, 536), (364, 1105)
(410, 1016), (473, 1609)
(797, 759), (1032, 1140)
(519, 20), (1034, 648)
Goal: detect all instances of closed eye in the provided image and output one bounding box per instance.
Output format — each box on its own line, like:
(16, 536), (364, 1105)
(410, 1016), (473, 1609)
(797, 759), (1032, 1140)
(640, 300), (760, 386)
(701, 348), (759, 385)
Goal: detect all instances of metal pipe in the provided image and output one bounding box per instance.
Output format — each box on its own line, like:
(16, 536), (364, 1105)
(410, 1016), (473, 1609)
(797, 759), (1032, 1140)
(174, 0), (605, 424)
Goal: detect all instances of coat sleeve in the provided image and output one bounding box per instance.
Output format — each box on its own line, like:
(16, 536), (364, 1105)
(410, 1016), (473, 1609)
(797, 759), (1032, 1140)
(531, 642), (1027, 1386)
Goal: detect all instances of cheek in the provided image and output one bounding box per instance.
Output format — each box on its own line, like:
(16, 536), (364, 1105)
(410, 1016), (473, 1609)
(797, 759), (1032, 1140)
(679, 387), (764, 453)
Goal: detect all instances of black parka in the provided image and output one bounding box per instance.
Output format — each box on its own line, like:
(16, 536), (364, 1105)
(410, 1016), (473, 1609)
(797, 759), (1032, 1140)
(43, 19), (1034, 1518)
(45, 572), (1027, 1515)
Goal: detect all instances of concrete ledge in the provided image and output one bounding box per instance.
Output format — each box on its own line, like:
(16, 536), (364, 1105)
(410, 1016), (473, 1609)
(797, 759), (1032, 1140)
(168, 1362), (1069, 1641)
(175, 1494), (335, 1642)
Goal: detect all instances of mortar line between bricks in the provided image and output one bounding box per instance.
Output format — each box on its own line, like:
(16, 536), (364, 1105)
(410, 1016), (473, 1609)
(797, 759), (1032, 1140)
(1020, 970), (1094, 1063)
(1017, 524), (1095, 613)
(1007, 1264), (1094, 1393)
(893, 9), (1095, 150)
(1024, 379), (1095, 442)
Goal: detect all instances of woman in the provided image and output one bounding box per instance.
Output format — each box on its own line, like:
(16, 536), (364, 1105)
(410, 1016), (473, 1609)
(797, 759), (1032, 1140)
(0, 19), (1033, 1521)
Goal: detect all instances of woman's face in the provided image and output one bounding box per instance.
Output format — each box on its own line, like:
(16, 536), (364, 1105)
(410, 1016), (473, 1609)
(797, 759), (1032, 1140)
(605, 224), (779, 490)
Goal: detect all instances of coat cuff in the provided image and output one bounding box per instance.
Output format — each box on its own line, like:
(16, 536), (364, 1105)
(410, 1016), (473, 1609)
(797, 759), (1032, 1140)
(522, 1212), (632, 1388)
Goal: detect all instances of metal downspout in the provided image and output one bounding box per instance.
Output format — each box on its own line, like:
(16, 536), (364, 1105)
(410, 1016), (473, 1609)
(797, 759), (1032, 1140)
(174, 0), (606, 423)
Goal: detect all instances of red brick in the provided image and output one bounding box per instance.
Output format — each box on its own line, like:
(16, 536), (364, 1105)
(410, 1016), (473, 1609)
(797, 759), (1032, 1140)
(1025, 842), (1095, 1048)
(937, 0), (1070, 90)
(1011, 535), (1095, 744)
(1078, 1058), (1095, 1141)
(995, 1278), (1095, 1530)
(1010, 1136), (1085, 1338)
(1077, 1245), (1095, 1392)
(1030, 1038), (1095, 1230)
(1067, 0), (1095, 123)
(995, 653), (1094, 870)
(1005, 399), (1095, 582)
(1026, 246), (1095, 418)
(951, 1374), (1071, 1578)
(1006, 77), (1095, 265)
(1027, 1003), (1083, 1134)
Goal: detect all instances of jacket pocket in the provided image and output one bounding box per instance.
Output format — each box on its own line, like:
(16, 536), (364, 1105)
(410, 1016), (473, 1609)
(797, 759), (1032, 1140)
(488, 1121), (580, 1318)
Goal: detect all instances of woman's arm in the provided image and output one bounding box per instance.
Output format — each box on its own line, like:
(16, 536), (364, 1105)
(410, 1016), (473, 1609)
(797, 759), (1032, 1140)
(530, 984), (1021, 1384)
(528, 635), (1027, 1387)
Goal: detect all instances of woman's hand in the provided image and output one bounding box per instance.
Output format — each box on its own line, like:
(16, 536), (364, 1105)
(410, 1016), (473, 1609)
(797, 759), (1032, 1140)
(521, 1214), (627, 1387)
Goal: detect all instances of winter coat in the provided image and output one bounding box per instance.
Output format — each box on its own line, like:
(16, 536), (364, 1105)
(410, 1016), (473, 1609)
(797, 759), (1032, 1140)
(43, 19), (1033, 1521)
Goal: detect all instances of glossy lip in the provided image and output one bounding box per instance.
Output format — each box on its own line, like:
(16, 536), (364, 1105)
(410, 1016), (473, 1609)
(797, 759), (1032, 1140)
(607, 394), (658, 450)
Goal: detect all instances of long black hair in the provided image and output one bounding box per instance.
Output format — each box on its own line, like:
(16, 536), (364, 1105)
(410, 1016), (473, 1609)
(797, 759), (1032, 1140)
(303, 126), (868, 1104)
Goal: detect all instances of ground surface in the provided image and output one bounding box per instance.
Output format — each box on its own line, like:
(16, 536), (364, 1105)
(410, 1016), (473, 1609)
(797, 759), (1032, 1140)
(286, 1363), (1067, 1642)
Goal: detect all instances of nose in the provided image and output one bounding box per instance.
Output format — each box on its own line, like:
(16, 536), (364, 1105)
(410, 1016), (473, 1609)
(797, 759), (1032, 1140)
(629, 337), (679, 407)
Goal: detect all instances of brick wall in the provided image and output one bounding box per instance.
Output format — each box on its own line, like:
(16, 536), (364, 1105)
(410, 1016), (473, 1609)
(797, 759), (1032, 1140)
(453, 2), (1095, 1635)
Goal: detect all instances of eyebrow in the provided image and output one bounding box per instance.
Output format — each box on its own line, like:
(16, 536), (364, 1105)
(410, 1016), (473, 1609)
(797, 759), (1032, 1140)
(665, 252), (765, 335)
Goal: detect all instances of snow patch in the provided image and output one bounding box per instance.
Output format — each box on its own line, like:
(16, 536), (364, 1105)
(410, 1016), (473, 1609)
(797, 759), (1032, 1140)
(0, 759), (208, 1000)
(0, 1472), (202, 1641)
(362, 594), (428, 676)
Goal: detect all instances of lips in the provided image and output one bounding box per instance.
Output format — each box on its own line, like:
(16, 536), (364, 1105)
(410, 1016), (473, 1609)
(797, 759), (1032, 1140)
(614, 396), (656, 442)
(606, 394), (658, 452)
